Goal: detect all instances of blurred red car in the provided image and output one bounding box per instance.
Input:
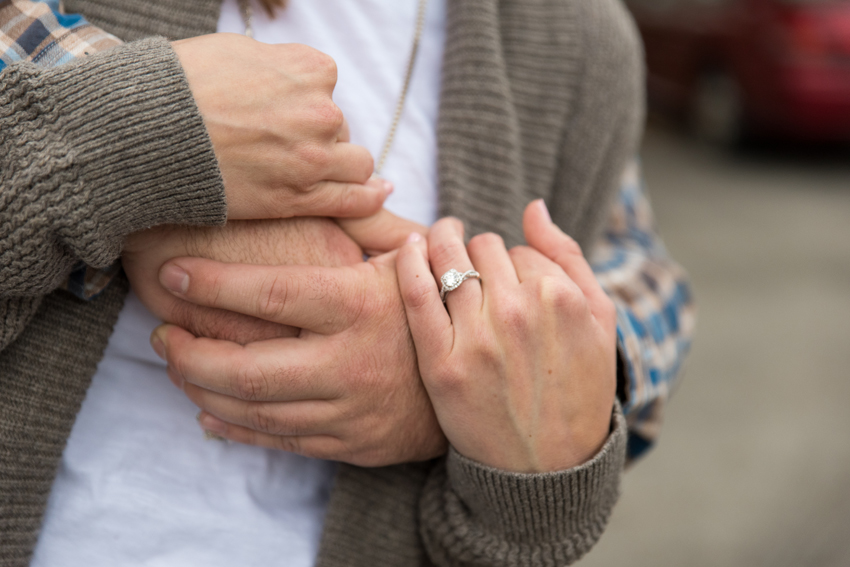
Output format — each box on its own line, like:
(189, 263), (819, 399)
(626, 0), (850, 143)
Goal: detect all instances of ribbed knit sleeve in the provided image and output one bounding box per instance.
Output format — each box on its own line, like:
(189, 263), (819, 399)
(0, 37), (226, 300)
(419, 404), (627, 566)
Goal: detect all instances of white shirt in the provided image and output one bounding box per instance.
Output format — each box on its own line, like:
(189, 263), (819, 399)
(32, 0), (445, 565)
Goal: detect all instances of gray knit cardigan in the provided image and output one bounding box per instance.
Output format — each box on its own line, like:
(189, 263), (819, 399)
(0, 0), (644, 565)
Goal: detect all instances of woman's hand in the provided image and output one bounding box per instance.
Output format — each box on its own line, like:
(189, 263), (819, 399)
(172, 34), (388, 220)
(395, 200), (618, 473)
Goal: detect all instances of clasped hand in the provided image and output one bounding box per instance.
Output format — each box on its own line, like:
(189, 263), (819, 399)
(130, 35), (616, 471)
(145, 202), (617, 472)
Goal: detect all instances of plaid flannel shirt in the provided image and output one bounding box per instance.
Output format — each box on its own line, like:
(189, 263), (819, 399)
(0, 0), (695, 460)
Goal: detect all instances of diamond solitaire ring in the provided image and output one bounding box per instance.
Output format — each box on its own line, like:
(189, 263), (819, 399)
(439, 268), (481, 303)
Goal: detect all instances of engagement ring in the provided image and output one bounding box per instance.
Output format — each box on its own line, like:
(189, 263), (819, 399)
(440, 268), (480, 303)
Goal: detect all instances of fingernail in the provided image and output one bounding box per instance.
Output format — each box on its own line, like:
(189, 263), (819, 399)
(369, 175), (393, 195)
(203, 430), (228, 442)
(198, 412), (228, 441)
(406, 232), (422, 243)
(160, 264), (189, 295)
(150, 331), (166, 360)
(537, 199), (552, 223)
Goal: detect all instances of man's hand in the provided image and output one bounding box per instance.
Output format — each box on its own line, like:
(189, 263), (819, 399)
(123, 214), (445, 466)
(148, 252), (446, 467)
(173, 34), (389, 220)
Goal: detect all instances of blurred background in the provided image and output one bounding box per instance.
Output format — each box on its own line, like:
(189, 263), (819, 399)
(582, 1), (850, 565)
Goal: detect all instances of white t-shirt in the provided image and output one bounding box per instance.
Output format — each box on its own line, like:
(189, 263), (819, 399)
(32, 0), (445, 565)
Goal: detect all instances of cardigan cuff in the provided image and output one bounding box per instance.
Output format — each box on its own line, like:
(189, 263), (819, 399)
(445, 401), (627, 544)
(40, 37), (227, 268)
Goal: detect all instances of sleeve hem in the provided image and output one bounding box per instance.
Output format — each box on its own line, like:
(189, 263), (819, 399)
(43, 37), (227, 267)
(444, 402), (627, 544)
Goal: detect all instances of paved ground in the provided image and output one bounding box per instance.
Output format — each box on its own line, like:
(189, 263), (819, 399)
(580, 127), (850, 567)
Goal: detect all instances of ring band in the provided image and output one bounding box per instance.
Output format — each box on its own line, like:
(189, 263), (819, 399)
(440, 268), (481, 303)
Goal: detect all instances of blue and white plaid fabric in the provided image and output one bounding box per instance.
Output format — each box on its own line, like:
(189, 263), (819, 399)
(0, 0), (118, 72)
(592, 161), (696, 459)
(0, 0), (696, 461)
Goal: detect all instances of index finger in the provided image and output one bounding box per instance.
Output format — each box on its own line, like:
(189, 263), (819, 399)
(159, 258), (360, 334)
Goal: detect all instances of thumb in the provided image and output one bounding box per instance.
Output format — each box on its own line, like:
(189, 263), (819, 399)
(523, 198), (586, 274)
(523, 200), (614, 324)
(337, 207), (428, 256)
(522, 199), (560, 250)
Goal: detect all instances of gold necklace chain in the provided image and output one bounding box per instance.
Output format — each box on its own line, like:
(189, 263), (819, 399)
(237, 0), (429, 176)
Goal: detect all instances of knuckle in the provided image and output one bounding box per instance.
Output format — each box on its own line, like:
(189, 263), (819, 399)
(309, 49), (338, 82)
(284, 43), (315, 60)
(203, 271), (227, 307)
(350, 148), (375, 184)
(429, 238), (466, 268)
(274, 435), (304, 455)
(258, 273), (293, 321)
(335, 183), (372, 215)
(246, 403), (278, 434)
(169, 348), (192, 380)
(536, 276), (579, 310)
(317, 100), (344, 134)
(234, 361), (271, 401)
(403, 280), (434, 311)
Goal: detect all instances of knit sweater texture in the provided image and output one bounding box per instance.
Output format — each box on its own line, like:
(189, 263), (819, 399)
(0, 0), (645, 564)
